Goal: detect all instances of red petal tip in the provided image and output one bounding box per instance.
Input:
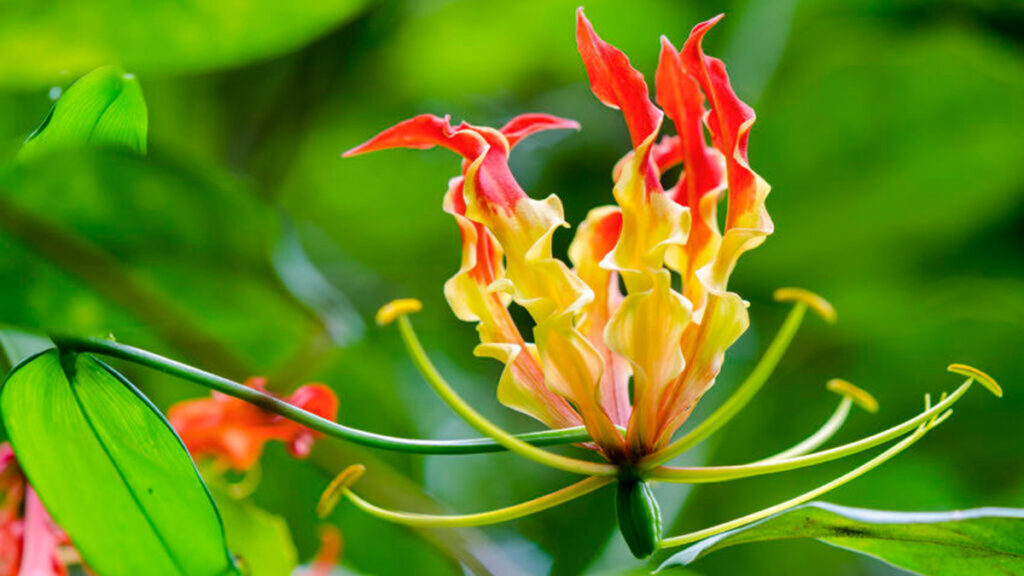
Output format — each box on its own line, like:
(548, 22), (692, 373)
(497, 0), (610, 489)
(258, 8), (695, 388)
(692, 13), (725, 36)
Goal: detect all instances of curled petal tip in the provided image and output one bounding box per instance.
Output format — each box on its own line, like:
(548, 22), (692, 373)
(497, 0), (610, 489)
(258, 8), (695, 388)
(773, 287), (836, 323)
(318, 464), (367, 518)
(827, 378), (879, 413)
(500, 113), (581, 147)
(376, 298), (423, 326)
(947, 364), (1002, 398)
(700, 13), (726, 29)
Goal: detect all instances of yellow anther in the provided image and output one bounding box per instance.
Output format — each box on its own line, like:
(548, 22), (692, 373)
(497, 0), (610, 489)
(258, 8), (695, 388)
(947, 364), (1002, 398)
(317, 464), (367, 518)
(827, 379), (878, 413)
(773, 287), (836, 324)
(375, 299), (423, 326)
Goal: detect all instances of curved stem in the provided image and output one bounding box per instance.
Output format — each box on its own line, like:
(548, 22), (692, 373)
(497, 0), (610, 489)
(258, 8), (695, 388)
(641, 303), (807, 469)
(343, 476), (614, 527)
(648, 380), (972, 484)
(394, 317), (617, 476)
(52, 336), (595, 455)
(657, 415), (942, 549)
(754, 397), (852, 463)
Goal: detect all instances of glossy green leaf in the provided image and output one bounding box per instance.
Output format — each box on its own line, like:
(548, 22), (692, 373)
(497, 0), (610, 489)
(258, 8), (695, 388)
(658, 502), (1024, 575)
(0, 0), (371, 88)
(18, 66), (147, 161)
(209, 486), (298, 576)
(0, 349), (239, 576)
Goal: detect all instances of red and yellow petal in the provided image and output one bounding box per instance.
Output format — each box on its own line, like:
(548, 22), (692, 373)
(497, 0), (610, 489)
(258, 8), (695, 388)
(576, 8), (662, 149)
(569, 207), (631, 427)
(605, 269), (691, 456)
(500, 113), (580, 148)
(655, 288), (749, 448)
(656, 35), (727, 310)
(680, 16), (772, 289)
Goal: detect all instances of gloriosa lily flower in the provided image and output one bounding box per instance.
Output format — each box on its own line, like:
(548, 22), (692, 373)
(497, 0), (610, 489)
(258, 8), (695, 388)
(0, 444), (73, 576)
(345, 10), (770, 464)
(333, 9), (1000, 558)
(169, 377), (339, 472)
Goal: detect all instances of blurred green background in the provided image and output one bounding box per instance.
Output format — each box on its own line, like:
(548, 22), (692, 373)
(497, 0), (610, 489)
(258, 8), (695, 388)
(0, 0), (1022, 574)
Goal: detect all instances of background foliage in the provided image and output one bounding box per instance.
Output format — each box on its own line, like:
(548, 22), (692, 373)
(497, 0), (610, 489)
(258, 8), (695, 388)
(0, 0), (1021, 574)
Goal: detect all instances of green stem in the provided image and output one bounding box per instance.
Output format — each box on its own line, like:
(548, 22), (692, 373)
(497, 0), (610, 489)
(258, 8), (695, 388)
(641, 303), (807, 469)
(53, 335), (594, 455)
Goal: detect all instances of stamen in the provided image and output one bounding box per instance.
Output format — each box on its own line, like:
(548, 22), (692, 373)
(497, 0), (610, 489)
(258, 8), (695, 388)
(773, 287), (836, 323)
(340, 476), (614, 527)
(641, 300), (809, 469)
(388, 305), (617, 476)
(657, 413), (943, 549)
(827, 379), (878, 413)
(755, 380), (877, 464)
(648, 379), (976, 483)
(376, 299), (424, 326)
(318, 464), (367, 518)
(948, 363), (1001, 397)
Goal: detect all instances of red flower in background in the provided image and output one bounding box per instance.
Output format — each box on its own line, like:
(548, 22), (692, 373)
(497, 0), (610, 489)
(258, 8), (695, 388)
(169, 378), (339, 471)
(0, 444), (71, 576)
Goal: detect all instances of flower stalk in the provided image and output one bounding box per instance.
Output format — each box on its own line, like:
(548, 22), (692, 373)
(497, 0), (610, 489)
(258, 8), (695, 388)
(51, 336), (596, 455)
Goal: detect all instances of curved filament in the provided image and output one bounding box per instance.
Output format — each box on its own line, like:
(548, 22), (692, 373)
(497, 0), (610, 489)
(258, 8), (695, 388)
(342, 476), (614, 527)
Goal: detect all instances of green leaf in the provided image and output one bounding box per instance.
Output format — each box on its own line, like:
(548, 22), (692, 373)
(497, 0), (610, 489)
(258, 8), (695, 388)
(209, 486), (298, 576)
(0, 349), (239, 576)
(19, 66), (147, 161)
(0, 0), (371, 88)
(658, 502), (1024, 575)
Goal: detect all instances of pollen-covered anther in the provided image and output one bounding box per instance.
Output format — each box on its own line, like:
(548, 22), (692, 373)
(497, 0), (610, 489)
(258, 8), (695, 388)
(947, 363), (1002, 398)
(375, 299), (423, 326)
(773, 287), (836, 324)
(827, 379), (878, 413)
(318, 464), (367, 518)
